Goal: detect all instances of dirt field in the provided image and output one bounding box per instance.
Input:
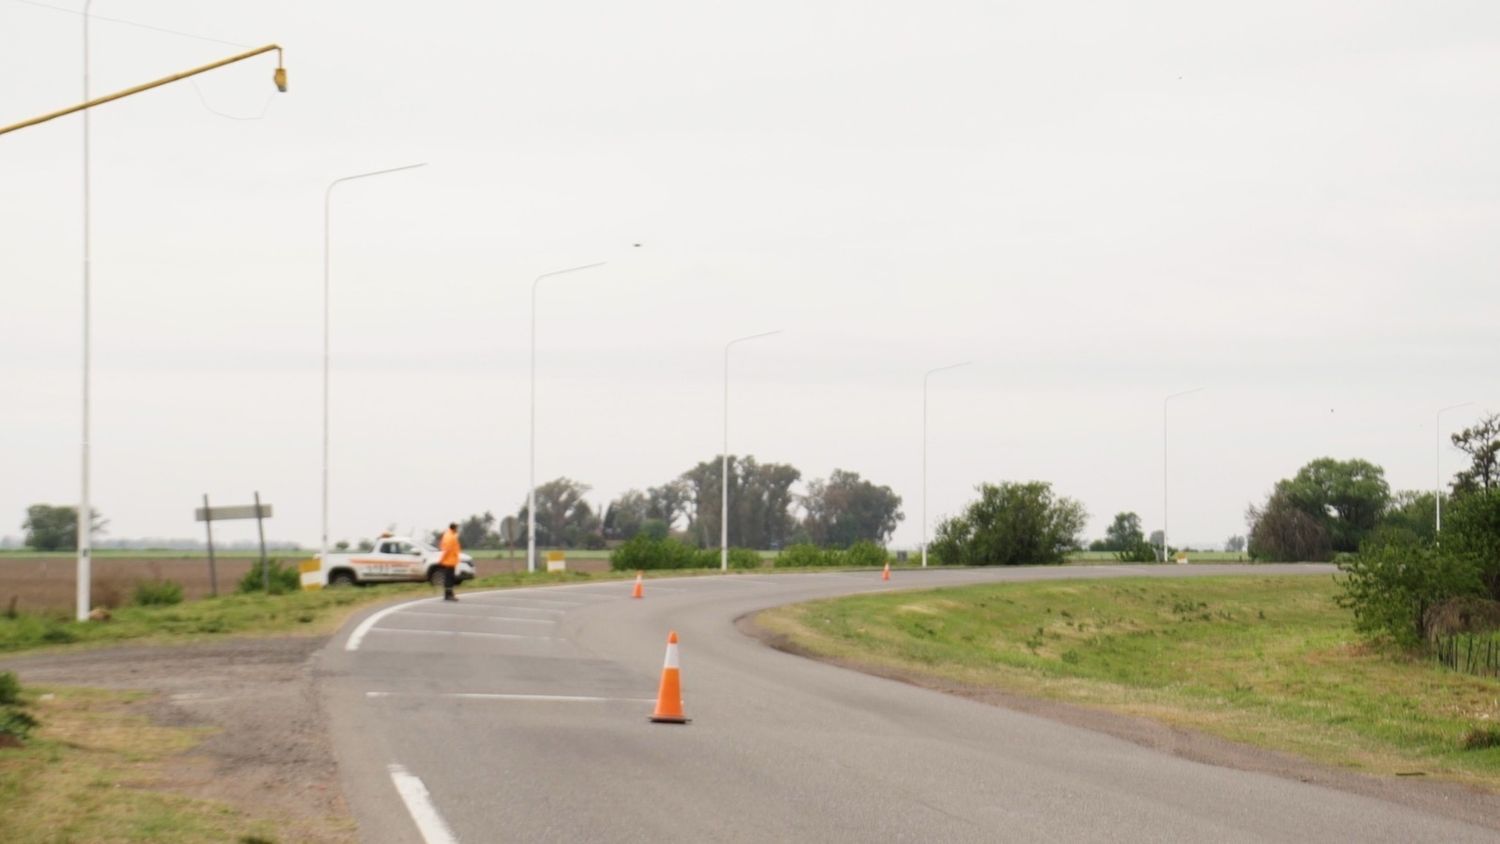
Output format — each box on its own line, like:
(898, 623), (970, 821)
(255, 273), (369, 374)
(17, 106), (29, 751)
(0, 555), (613, 613)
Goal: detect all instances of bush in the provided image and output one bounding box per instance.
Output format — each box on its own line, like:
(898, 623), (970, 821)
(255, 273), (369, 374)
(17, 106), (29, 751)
(0, 671), (37, 744)
(1337, 529), (1483, 646)
(609, 535), (702, 571)
(0, 671), (20, 706)
(929, 481), (1087, 566)
(236, 559), (301, 595)
(776, 543), (835, 567)
(726, 548), (762, 570)
(1443, 490), (1500, 601)
(844, 542), (888, 568)
(132, 579), (183, 606)
(1115, 541), (1159, 563)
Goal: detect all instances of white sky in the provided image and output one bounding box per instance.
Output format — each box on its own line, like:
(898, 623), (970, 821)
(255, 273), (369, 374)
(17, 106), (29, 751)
(2, 0), (1497, 550)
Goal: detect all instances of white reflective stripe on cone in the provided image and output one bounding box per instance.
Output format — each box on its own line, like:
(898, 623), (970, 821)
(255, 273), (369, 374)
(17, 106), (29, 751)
(663, 643), (680, 669)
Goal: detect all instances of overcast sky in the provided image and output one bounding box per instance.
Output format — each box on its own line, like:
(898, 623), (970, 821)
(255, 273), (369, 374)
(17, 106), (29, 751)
(2, 1), (1497, 551)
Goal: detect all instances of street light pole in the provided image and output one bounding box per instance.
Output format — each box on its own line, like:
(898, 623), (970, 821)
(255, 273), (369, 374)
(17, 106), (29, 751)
(76, 1), (93, 621)
(722, 331), (780, 570)
(321, 164), (426, 570)
(1162, 387), (1205, 563)
(528, 263), (606, 574)
(922, 361), (970, 568)
(1436, 402), (1475, 536)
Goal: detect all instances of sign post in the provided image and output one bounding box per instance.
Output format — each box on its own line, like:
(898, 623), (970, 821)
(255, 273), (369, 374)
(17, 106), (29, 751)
(194, 498), (275, 594)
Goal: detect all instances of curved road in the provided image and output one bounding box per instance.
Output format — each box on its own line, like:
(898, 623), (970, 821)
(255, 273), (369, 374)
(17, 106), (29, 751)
(315, 565), (1496, 843)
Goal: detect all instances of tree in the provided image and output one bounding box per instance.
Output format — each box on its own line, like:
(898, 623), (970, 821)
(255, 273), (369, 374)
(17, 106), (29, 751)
(645, 480), (691, 531)
(1225, 535), (1246, 553)
(23, 504), (107, 551)
(679, 455), (801, 549)
(1337, 528), (1482, 646)
(455, 511), (501, 549)
(515, 478), (601, 548)
(1381, 490), (1437, 546)
(1101, 512), (1145, 552)
(928, 481), (1087, 566)
(1246, 489), (1332, 562)
(1148, 529), (1164, 549)
(603, 490), (651, 540)
(1277, 457), (1390, 553)
(800, 469), (903, 548)
(1451, 413), (1500, 498)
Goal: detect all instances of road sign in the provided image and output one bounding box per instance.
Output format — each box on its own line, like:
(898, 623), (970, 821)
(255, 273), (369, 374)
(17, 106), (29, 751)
(194, 494), (275, 595)
(195, 503), (273, 521)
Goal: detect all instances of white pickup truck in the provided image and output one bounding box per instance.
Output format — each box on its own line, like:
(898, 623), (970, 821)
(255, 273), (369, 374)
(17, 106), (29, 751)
(308, 534), (476, 588)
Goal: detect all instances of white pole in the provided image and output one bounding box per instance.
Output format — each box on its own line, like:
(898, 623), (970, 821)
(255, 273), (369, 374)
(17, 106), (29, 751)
(722, 331), (780, 570)
(1162, 387), (1205, 563)
(528, 262), (606, 573)
(1436, 402), (1474, 536)
(322, 163), (425, 570)
(77, 0), (93, 621)
(921, 361), (970, 568)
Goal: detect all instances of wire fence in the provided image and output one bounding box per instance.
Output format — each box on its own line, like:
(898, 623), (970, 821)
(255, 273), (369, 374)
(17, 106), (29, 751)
(1434, 632), (1500, 678)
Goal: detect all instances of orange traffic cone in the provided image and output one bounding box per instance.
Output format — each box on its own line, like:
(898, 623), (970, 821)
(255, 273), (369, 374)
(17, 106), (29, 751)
(649, 630), (690, 724)
(632, 571), (644, 599)
(881, 561), (891, 581)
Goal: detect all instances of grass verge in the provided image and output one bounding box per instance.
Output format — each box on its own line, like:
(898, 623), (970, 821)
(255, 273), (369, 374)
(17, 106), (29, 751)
(756, 575), (1500, 789)
(0, 685), (284, 843)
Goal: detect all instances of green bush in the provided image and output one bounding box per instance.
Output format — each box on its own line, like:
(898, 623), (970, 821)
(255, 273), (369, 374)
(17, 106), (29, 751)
(726, 548), (762, 570)
(777, 543), (835, 567)
(133, 579), (183, 606)
(844, 542), (888, 568)
(1115, 541), (1159, 563)
(610, 535), (702, 571)
(1337, 529), (1482, 646)
(930, 481), (1087, 566)
(0, 671), (20, 706)
(0, 671), (37, 743)
(236, 559), (301, 595)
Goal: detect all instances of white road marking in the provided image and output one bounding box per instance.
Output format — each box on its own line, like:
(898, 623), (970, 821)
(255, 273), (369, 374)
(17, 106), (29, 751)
(387, 763), (457, 844)
(369, 691), (654, 703)
(469, 596), (583, 607)
(364, 628), (561, 641)
(401, 610), (560, 622)
(345, 597), (442, 651)
(454, 604), (564, 615)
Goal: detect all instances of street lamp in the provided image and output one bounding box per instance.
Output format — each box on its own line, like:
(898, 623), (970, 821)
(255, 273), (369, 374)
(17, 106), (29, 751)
(322, 164), (427, 569)
(722, 330), (781, 570)
(1162, 387), (1205, 564)
(1436, 402), (1475, 536)
(20, 6), (291, 620)
(922, 361), (971, 568)
(528, 262), (607, 574)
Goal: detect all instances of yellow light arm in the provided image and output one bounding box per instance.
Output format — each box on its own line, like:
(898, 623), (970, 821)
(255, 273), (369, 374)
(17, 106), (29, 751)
(0, 44), (285, 137)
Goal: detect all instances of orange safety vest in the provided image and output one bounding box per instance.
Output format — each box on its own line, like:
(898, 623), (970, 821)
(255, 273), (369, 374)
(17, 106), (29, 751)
(440, 529), (461, 567)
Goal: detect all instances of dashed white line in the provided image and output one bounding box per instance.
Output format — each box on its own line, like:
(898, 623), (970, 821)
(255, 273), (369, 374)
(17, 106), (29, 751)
(368, 691), (654, 703)
(388, 763), (457, 844)
(400, 610), (560, 621)
(364, 628), (562, 641)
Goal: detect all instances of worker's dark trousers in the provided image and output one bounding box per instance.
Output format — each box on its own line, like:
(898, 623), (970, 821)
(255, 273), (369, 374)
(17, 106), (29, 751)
(442, 565), (456, 599)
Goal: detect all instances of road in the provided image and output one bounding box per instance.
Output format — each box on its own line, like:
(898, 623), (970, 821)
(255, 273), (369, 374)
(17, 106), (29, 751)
(315, 565), (1498, 843)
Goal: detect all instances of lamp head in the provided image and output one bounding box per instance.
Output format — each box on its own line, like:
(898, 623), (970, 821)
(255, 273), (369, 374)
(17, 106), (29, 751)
(273, 67), (288, 93)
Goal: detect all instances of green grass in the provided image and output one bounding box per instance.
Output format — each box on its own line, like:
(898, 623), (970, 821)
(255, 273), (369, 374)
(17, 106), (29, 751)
(1064, 550), (1247, 563)
(758, 575), (1500, 789)
(0, 686), (292, 842)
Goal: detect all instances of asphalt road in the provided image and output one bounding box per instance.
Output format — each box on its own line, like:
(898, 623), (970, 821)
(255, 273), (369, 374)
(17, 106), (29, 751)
(315, 565), (1498, 843)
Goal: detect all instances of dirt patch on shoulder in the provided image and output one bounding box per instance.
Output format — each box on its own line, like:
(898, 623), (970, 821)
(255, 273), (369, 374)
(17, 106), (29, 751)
(738, 611), (1500, 834)
(1, 636), (354, 842)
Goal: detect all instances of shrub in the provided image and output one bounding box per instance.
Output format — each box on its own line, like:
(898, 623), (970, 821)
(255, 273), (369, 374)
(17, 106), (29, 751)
(0, 671), (20, 706)
(0, 671), (37, 744)
(1461, 727), (1500, 751)
(844, 542), (888, 568)
(1115, 541), (1159, 563)
(1337, 529), (1482, 646)
(726, 548), (762, 570)
(133, 579), (183, 606)
(609, 535), (701, 571)
(777, 543), (835, 567)
(929, 481), (1087, 566)
(236, 559), (301, 595)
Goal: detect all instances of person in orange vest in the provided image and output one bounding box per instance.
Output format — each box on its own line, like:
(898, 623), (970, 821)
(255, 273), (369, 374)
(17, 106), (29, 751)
(439, 522), (461, 602)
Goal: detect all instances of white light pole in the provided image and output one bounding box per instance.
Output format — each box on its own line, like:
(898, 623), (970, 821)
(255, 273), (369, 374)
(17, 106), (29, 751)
(1436, 402), (1475, 536)
(76, 0), (94, 621)
(722, 330), (780, 570)
(322, 163), (426, 569)
(922, 361), (970, 568)
(528, 262), (607, 573)
(1162, 387), (1205, 563)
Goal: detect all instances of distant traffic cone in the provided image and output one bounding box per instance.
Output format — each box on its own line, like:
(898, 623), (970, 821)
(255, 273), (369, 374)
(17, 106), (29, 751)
(632, 571), (644, 599)
(649, 630), (690, 724)
(881, 561), (891, 581)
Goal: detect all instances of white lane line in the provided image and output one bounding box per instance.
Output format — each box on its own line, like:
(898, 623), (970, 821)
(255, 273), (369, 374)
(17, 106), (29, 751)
(369, 691), (654, 703)
(388, 764), (457, 844)
(401, 610), (560, 622)
(458, 604), (564, 615)
(365, 628), (562, 641)
(346, 597), (441, 651)
(468, 596), (583, 607)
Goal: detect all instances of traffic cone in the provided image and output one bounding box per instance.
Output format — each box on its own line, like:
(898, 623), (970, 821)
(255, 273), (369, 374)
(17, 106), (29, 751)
(632, 571), (644, 599)
(882, 561), (891, 581)
(649, 630), (690, 724)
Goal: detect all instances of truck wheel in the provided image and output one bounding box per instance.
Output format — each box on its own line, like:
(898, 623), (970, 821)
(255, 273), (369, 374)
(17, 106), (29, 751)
(329, 572), (357, 588)
(427, 567), (444, 587)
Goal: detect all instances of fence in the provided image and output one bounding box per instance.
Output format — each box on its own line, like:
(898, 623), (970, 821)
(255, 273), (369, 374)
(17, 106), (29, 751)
(1434, 632), (1500, 678)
